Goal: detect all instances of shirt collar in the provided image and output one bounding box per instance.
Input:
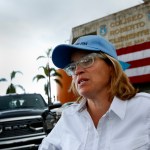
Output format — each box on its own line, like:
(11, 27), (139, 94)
(77, 97), (128, 120)
(109, 96), (128, 120)
(77, 98), (87, 112)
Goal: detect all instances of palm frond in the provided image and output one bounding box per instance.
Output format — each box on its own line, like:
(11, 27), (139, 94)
(0, 78), (7, 82)
(33, 75), (45, 82)
(38, 66), (50, 77)
(46, 48), (52, 58)
(16, 85), (26, 93)
(51, 71), (62, 78)
(36, 56), (46, 60)
(50, 68), (56, 73)
(11, 71), (23, 80)
(54, 79), (63, 88)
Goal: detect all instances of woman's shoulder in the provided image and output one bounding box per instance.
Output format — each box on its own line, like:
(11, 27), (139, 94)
(124, 92), (150, 120)
(129, 92), (150, 109)
(61, 101), (81, 115)
(134, 92), (150, 100)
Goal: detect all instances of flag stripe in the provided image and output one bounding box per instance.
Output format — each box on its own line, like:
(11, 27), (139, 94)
(125, 65), (150, 77)
(128, 58), (150, 69)
(129, 74), (150, 83)
(118, 49), (150, 62)
(117, 41), (150, 84)
(117, 41), (150, 55)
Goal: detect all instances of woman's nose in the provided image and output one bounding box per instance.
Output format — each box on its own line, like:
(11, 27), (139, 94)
(74, 65), (84, 75)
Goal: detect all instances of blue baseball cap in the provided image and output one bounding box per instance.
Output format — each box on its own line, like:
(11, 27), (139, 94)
(52, 35), (130, 71)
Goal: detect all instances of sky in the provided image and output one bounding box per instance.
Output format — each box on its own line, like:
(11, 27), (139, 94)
(0, 0), (144, 102)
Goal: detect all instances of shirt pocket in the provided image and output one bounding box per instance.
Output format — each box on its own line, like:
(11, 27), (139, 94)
(111, 135), (149, 150)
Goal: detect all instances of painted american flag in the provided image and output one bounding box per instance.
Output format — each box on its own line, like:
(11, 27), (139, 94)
(117, 41), (150, 83)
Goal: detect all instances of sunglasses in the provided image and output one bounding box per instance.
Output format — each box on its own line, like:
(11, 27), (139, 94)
(64, 53), (105, 76)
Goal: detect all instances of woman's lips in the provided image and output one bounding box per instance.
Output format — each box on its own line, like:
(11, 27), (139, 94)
(78, 78), (89, 86)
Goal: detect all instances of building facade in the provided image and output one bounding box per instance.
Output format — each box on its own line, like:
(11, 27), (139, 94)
(70, 1), (150, 93)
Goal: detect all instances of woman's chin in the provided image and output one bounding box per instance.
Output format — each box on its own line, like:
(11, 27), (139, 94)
(79, 89), (91, 98)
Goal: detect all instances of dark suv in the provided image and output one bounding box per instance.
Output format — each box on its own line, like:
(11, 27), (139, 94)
(0, 93), (48, 150)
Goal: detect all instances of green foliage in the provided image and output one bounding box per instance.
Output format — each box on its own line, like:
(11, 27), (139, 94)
(44, 83), (48, 96)
(6, 83), (16, 94)
(0, 71), (25, 94)
(33, 48), (62, 105)
(10, 71), (23, 80)
(33, 74), (45, 82)
(0, 78), (7, 82)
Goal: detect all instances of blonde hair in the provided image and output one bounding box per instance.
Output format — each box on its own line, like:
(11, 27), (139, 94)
(69, 52), (138, 101)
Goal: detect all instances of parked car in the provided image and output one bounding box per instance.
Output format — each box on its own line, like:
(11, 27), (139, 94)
(0, 93), (49, 150)
(42, 102), (74, 134)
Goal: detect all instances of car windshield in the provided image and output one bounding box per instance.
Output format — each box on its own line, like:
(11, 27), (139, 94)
(0, 94), (47, 111)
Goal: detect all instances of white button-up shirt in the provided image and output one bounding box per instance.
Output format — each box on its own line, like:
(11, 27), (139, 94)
(39, 93), (150, 150)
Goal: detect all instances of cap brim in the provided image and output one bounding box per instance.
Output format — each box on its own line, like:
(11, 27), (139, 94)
(119, 61), (130, 71)
(52, 44), (100, 68)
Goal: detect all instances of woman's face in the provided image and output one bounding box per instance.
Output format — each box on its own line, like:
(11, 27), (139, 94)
(71, 51), (112, 99)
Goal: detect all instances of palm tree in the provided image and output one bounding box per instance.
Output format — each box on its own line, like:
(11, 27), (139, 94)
(4, 71), (25, 94)
(33, 48), (62, 105)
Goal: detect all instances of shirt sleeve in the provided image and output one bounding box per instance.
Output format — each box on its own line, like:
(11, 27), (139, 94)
(38, 139), (60, 150)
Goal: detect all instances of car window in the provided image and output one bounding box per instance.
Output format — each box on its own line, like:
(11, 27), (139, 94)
(0, 94), (47, 111)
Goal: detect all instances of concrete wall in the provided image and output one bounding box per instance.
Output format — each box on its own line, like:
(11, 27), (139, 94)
(71, 1), (150, 49)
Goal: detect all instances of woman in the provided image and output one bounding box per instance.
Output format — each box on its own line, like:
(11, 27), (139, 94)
(39, 35), (150, 150)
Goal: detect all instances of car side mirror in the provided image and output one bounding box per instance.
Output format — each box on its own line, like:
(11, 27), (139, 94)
(42, 103), (62, 134)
